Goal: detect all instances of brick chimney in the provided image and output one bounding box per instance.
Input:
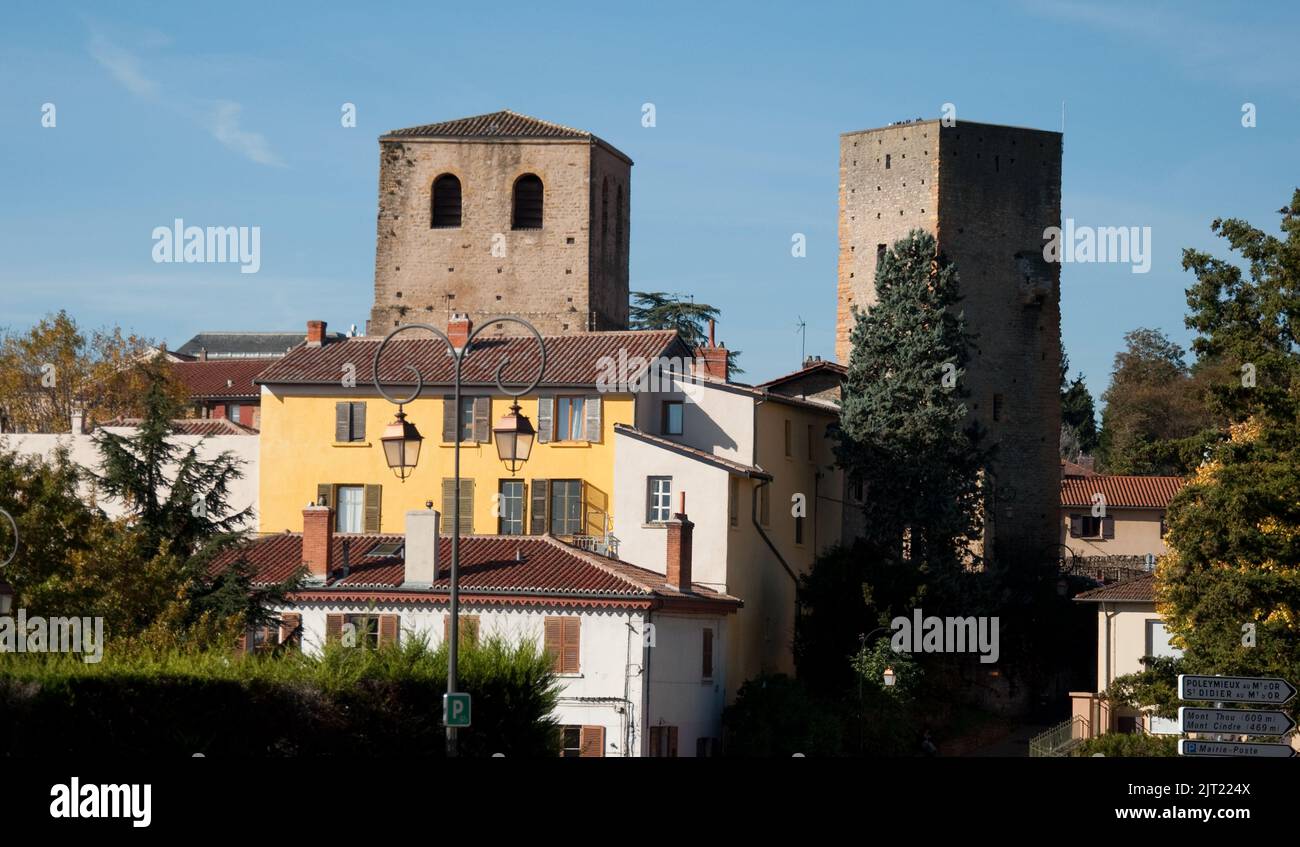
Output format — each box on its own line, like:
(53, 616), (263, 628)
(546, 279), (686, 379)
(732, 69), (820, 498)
(448, 314), (472, 352)
(403, 508), (442, 588)
(694, 319), (728, 383)
(306, 320), (327, 347)
(665, 492), (693, 592)
(198, 346), (208, 362)
(302, 505), (333, 582)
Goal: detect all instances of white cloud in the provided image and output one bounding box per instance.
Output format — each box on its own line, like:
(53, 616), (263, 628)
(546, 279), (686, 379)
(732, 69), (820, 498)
(88, 32), (159, 98)
(86, 30), (284, 167)
(210, 101), (284, 167)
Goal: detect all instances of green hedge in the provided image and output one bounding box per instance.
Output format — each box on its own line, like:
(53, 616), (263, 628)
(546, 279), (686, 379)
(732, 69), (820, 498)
(1073, 732), (1178, 757)
(0, 637), (560, 757)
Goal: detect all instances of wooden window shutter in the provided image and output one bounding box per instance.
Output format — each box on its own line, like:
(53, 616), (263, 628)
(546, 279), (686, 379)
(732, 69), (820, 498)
(352, 402), (366, 441)
(442, 395), (458, 443)
(1069, 515), (1083, 538)
(279, 613), (302, 647)
(325, 614), (344, 644)
(561, 616), (580, 674)
(317, 483), (333, 508)
(364, 485), (381, 532)
(537, 396), (553, 443)
(459, 478), (475, 534)
(335, 402), (350, 442)
(530, 479), (550, 535)
(1102, 516), (1116, 539)
(378, 614), (400, 647)
(544, 616), (562, 672)
(702, 627), (713, 678)
(473, 397), (490, 443)
(444, 614), (479, 647)
(668, 726), (678, 758)
(441, 478), (456, 535)
(583, 395), (602, 442)
(579, 725), (604, 758)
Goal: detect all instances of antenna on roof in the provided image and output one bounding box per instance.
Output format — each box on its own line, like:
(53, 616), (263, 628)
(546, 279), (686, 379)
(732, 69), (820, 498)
(795, 316), (806, 366)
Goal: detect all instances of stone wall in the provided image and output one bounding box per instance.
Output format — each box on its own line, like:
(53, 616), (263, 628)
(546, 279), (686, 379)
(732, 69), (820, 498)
(369, 137), (631, 337)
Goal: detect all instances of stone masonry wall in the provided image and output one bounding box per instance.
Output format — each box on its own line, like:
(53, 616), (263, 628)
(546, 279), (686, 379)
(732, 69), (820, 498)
(835, 119), (1062, 563)
(369, 137), (631, 337)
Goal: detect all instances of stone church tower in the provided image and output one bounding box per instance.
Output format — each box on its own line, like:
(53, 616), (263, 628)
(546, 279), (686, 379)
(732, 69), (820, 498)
(836, 119), (1063, 563)
(369, 110), (631, 336)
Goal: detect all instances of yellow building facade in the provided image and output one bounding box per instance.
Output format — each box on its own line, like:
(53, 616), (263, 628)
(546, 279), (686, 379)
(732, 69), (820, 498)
(254, 326), (687, 541)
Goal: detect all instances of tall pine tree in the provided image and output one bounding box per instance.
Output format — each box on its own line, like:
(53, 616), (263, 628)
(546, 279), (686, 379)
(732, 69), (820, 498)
(833, 230), (986, 574)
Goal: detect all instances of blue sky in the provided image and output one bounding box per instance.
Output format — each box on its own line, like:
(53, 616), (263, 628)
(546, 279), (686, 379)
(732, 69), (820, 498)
(2, 1), (1296, 405)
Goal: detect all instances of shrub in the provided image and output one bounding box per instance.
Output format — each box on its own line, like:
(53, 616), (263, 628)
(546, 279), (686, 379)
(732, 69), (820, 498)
(0, 636), (559, 757)
(1073, 732), (1177, 757)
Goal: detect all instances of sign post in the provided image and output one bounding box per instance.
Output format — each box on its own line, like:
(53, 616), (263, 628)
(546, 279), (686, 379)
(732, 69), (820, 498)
(1179, 707), (1296, 736)
(1176, 675), (1297, 758)
(444, 692), (472, 728)
(1178, 740), (1295, 758)
(1177, 675), (1297, 705)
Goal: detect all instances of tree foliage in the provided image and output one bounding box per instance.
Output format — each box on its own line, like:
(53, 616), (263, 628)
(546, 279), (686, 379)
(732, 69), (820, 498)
(1059, 347), (1099, 458)
(1096, 327), (1222, 474)
(629, 291), (743, 376)
(0, 310), (186, 433)
(833, 230), (986, 573)
(1157, 191), (1300, 716)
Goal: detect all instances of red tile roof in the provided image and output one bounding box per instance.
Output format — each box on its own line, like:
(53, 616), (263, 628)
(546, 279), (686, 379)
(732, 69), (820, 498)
(1074, 573), (1155, 603)
(1060, 459), (1098, 479)
(172, 360), (271, 400)
(213, 533), (740, 611)
(1060, 475), (1184, 509)
(254, 330), (688, 390)
(385, 110), (592, 140)
(99, 418), (257, 436)
(757, 360), (847, 389)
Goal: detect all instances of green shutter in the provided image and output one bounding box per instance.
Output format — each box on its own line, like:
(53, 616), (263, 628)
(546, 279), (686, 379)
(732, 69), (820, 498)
(364, 484), (381, 532)
(530, 479), (549, 535)
(537, 396), (553, 444)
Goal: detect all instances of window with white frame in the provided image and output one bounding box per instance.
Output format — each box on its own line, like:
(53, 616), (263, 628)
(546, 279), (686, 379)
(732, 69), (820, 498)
(647, 476), (672, 523)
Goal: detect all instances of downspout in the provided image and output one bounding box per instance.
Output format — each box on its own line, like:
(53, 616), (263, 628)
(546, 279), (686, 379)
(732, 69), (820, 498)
(752, 478), (798, 585)
(641, 608), (653, 756)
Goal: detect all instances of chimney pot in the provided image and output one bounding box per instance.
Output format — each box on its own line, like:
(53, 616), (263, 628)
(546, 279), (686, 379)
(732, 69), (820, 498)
(306, 320), (327, 347)
(302, 506), (334, 582)
(448, 314), (472, 352)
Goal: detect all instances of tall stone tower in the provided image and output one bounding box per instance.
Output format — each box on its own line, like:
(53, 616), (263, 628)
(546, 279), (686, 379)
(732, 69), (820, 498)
(836, 119), (1063, 563)
(369, 110), (631, 336)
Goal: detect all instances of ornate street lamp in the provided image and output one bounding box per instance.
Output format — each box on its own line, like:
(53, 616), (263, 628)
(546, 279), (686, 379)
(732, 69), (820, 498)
(380, 409), (423, 481)
(372, 316), (546, 757)
(493, 402), (536, 474)
(882, 666), (897, 688)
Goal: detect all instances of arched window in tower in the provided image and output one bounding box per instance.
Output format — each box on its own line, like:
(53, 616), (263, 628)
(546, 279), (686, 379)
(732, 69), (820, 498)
(512, 174), (544, 230)
(616, 184), (626, 265)
(431, 174), (462, 228)
(601, 178), (609, 259)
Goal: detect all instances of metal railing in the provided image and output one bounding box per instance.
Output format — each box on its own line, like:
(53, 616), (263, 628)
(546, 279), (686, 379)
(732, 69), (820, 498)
(1029, 716), (1090, 757)
(571, 534), (620, 559)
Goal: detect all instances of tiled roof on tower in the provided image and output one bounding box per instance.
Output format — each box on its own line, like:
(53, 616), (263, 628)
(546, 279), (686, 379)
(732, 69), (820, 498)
(384, 109), (593, 140)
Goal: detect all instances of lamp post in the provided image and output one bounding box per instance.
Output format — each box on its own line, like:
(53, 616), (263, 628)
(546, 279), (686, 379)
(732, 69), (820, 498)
(0, 506), (16, 614)
(372, 317), (546, 757)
